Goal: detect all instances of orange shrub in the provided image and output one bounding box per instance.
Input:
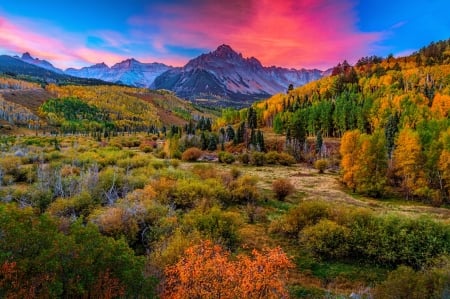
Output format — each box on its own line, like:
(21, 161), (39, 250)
(181, 147), (202, 162)
(272, 178), (295, 201)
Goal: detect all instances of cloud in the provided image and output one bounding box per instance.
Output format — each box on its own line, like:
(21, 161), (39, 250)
(131, 0), (383, 69)
(0, 15), (182, 69)
(0, 0), (385, 70)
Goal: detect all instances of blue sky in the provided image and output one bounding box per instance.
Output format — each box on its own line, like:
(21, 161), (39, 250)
(0, 0), (448, 69)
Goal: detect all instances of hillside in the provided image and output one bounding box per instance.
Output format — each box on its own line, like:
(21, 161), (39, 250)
(0, 77), (216, 134)
(218, 39), (450, 205)
(0, 55), (121, 86)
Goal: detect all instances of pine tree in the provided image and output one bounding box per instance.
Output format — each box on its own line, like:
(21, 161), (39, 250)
(201, 132), (208, 150)
(226, 125), (235, 142)
(257, 130), (265, 152)
(385, 113), (399, 159)
(208, 135), (217, 151)
(247, 107), (257, 130)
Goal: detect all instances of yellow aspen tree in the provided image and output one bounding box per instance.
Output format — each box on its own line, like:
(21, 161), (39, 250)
(393, 128), (426, 199)
(340, 130), (361, 192)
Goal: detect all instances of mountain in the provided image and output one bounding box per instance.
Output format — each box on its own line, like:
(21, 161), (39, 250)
(66, 59), (172, 87)
(19, 52), (64, 74)
(152, 45), (324, 107)
(0, 55), (118, 86)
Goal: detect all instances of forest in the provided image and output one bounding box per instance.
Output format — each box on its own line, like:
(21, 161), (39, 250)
(0, 39), (449, 298)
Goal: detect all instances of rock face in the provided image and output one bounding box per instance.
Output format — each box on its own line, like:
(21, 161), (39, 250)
(65, 59), (172, 87)
(152, 45), (324, 107)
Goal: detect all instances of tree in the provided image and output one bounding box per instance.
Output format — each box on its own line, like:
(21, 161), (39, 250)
(340, 130), (361, 192)
(163, 240), (293, 299)
(200, 132), (207, 150)
(355, 130), (388, 197)
(393, 128), (426, 199)
(273, 113), (284, 134)
(256, 130), (265, 152)
(207, 135), (217, 151)
(247, 107), (257, 130)
(385, 113), (399, 159)
(225, 125), (235, 142)
(315, 130), (323, 155)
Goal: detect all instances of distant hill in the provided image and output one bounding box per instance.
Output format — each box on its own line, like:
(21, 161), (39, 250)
(0, 55), (119, 86)
(19, 52), (64, 74)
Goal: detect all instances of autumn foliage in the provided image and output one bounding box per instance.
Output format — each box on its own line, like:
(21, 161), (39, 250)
(163, 240), (293, 299)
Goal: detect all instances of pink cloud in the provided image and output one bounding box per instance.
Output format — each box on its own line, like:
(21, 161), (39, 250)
(0, 16), (182, 69)
(133, 0), (383, 69)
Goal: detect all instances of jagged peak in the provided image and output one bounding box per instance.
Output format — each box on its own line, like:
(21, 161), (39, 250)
(93, 62), (109, 68)
(21, 52), (34, 60)
(212, 44), (241, 58)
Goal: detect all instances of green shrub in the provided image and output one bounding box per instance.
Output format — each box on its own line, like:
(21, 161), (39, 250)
(228, 175), (259, 204)
(300, 219), (350, 259)
(223, 152), (235, 164)
(185, 206), (242, 249)
(373, 259), (450, 299)
(269, 201), (330, 236)
(314, 159), (328, 173)
(250, 152), (265, 166)
(277, 152), (296, 166)
(265, 151), (279, 165)
(239, 153), (250, 164)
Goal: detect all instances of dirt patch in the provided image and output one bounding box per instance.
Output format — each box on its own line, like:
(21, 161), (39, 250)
(0, 88), (52, 113)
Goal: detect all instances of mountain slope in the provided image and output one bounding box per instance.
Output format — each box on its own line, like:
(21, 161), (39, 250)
(19, 52), (63, 74)
(152, 45), (323, 107)
(0, 55), (118, 86)
(66, 59), (172, 87)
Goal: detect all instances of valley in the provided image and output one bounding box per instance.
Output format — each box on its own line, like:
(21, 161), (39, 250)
(0, 35), (449, 298)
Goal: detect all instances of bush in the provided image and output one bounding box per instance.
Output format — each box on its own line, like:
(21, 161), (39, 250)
(269, 201), (330, 236)
(250, 152), (265, 166)
(277, 152), (296, 166)
(301, 219), (350, 259)
(373, 258), (450, 299)
(272, 178), (294, 201)
(185, 206), (242, 249)
(228, 175), (259, 204)
(223, 152), (235, 164)
(239, 153), (250, 165)
(230, 167), (241, 179)
(314, 159), (328, 173)
(218, 151), (235, 164)
(265, 151), (279, 165)
(181, 147), (202, 162)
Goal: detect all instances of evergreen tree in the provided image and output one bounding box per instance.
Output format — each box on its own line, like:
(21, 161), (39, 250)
(250, 129), (256, 148)
(226, 125), (235, 142)
(257, 130), (265, 152)
(201, 132), (208, 150)
(208, 135), (217, 151)
(315, 130), (323, 154)
(385, 113), (399, 159)
(247, 107), (257, 130)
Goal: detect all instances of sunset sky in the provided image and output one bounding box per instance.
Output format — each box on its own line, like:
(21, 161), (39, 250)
(0, 0), (448, 70)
